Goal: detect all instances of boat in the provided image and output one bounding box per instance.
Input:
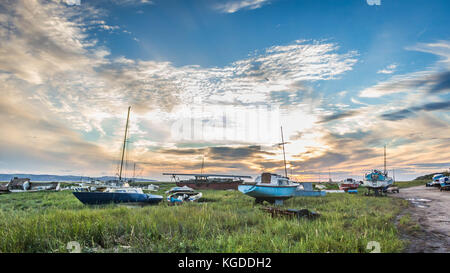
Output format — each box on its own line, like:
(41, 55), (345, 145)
(238, 173), (301, 204)
(0, 182), (9, 194)
(238, 126), (325, 204)
(146, 184), (160, 191)
(439, 176), (450, 191)
(362, 145), (394, 196)
(72, 106), (162, 206)
(426, 174), (444, 187)
(294, 182), (326, 197)
(73, 187), (163, 205)
(339, 178), (360, 192)
(163, 173), (251, 190)
(165, 186), (202, 203)
(163, 155), (251, 190)
(3, 177), (60, 193)
(362, 169), (394, 193)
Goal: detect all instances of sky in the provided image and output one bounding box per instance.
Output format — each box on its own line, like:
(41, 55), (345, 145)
(0, 0), (449, 181)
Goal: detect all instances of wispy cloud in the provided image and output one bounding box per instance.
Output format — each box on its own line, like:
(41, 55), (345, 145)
(360, 41), (450, 98)
(380, 101), (450, 121)
(214, 0), (271, 13)
(377, 63), (397, 74)
(109, 0), (154, 6)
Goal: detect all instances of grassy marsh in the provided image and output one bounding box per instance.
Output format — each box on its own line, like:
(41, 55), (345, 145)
(0, 184), (408, 253)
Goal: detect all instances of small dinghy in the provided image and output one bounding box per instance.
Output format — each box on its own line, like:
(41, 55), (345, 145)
(166, 186), (202, 203)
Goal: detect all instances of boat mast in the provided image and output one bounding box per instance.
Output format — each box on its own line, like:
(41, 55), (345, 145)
(119, 106), (131, 181)
(384, 144), (387, 175)
(280, 126), (288, 178)
(201, 155), (205, 175)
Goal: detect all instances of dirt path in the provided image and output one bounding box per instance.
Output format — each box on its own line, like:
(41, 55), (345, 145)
(395, 186), (450, 253)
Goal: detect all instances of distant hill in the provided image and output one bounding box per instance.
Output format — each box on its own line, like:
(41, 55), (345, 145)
(414, 172), (449, 181)
(0, 174), (158, 182)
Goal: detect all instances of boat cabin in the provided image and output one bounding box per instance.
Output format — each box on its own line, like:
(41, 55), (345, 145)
(8, 177), (31, 191)
(255, 173), (292, 186)
(365, 170), (387, 181)
(343, 178), (357, 183)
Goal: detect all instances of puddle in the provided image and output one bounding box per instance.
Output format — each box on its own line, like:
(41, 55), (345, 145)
(406, 198), (432, 208)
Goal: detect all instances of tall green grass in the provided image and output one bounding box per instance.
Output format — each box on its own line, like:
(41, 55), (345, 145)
(0, 187), (406, 253)
(394, 180), (428, 188)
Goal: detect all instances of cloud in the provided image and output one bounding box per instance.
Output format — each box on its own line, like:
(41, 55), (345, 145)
(0, 1), (358, 177)
(360, 41), (450, 98)
(381, 100), (450, 121)
(359, 70), (450, 97)
(214, 0), (271, 13)
(366, 0), (381, 6)
(0, 0), (107, 85)
(377, 63), (397, 74)
(109, 0), (153, 6)
(318, 110), (360, 123)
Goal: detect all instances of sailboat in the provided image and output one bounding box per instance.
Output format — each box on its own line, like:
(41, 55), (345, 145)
(362, 145), (394, 196)
(238, 127), (311, 204)
(73, 106), (163, 205)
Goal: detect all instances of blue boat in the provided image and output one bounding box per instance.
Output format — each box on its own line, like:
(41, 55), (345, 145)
(238, 176), (299, 203)
(239, 127), (325, 204)
(239, 173), (325, 204)
(73, 188), (163, 205)
(439, 176), (450, 191)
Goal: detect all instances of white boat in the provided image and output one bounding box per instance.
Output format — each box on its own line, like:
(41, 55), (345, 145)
(362, 145), (394, 196)
(426, 174), (444, 187)
(362, 170), (394, 189)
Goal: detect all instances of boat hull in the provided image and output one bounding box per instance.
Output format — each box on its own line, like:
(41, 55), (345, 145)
(73, 192), (163, 205)
(238, 184), (298, 201)
(176, 181), (242, 190)
(440, 183), (450, 191)
(362, 180), (393, 189)
(339, 183), (360, 191)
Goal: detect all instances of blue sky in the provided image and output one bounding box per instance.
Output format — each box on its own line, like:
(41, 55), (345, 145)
(0, 0), (449, 180)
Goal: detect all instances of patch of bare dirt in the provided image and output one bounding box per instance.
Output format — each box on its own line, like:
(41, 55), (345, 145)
(395, 186), (450, 253)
